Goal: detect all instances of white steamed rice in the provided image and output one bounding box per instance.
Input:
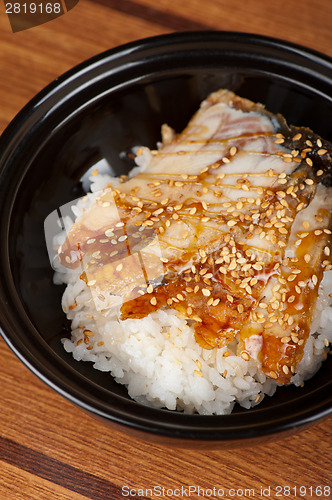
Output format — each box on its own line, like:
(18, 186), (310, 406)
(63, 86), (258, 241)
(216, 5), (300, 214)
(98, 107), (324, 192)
(53, 173), (332, 415)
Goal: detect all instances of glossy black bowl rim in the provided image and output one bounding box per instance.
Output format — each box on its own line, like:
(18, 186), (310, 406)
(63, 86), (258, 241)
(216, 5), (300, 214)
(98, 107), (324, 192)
(0, 30), (331, 445)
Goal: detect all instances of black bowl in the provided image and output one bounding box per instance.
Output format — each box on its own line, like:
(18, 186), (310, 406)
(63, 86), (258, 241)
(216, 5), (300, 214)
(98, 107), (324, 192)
(0, 31), (331, 448)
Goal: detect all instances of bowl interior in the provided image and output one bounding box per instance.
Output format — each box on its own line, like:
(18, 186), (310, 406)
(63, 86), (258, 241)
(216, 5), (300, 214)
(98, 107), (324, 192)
(1, 32), (332, 443)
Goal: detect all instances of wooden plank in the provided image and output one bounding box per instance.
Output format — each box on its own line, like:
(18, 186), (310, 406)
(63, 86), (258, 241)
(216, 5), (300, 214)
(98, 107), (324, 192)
(0, 461), (89, 500)
(0, 340), (331, 497)
(122, 0), (332, 57)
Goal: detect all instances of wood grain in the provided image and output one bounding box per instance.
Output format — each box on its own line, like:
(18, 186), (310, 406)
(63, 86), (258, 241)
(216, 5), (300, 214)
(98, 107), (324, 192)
(0, 0), (331, 498)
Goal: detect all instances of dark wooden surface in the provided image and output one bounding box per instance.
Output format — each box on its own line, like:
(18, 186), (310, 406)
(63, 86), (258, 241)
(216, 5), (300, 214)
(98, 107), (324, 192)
(0, 1), (331, 498)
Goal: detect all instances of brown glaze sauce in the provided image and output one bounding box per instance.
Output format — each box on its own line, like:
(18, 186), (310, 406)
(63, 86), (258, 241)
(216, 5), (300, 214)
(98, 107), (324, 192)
(58, 124), (332, 385)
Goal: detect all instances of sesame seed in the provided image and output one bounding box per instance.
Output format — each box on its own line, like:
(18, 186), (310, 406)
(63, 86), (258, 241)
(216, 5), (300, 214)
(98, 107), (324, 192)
(223, 351), (230, 357)
(282, 365), (289, 375)
(252, 263), (262, 271)
(278, 227), (288, 235)
(306, 158), (313, 167)
(150, 297), (157, 306)
(227, 219), (237, 227)
(202, 288), (211, 297)
(241, 351), (250, 361)
(116, 263), (123, 272)
(317, 149), (327, 155)
(147, 284), (153, 293)
(292, 133), (302, 141)
(87, 280), (96, 287)
(83, 329), (94, 337)
(324, 246), (330, 256)
(196, 359), (202, 370)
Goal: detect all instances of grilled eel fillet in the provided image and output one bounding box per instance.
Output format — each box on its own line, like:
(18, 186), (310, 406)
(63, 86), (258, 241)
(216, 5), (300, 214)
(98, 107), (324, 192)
(58, 89), (332, 384)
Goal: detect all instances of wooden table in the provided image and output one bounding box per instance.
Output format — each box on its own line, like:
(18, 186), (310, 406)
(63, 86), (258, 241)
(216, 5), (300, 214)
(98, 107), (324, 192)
(0, 1), (331, 498)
